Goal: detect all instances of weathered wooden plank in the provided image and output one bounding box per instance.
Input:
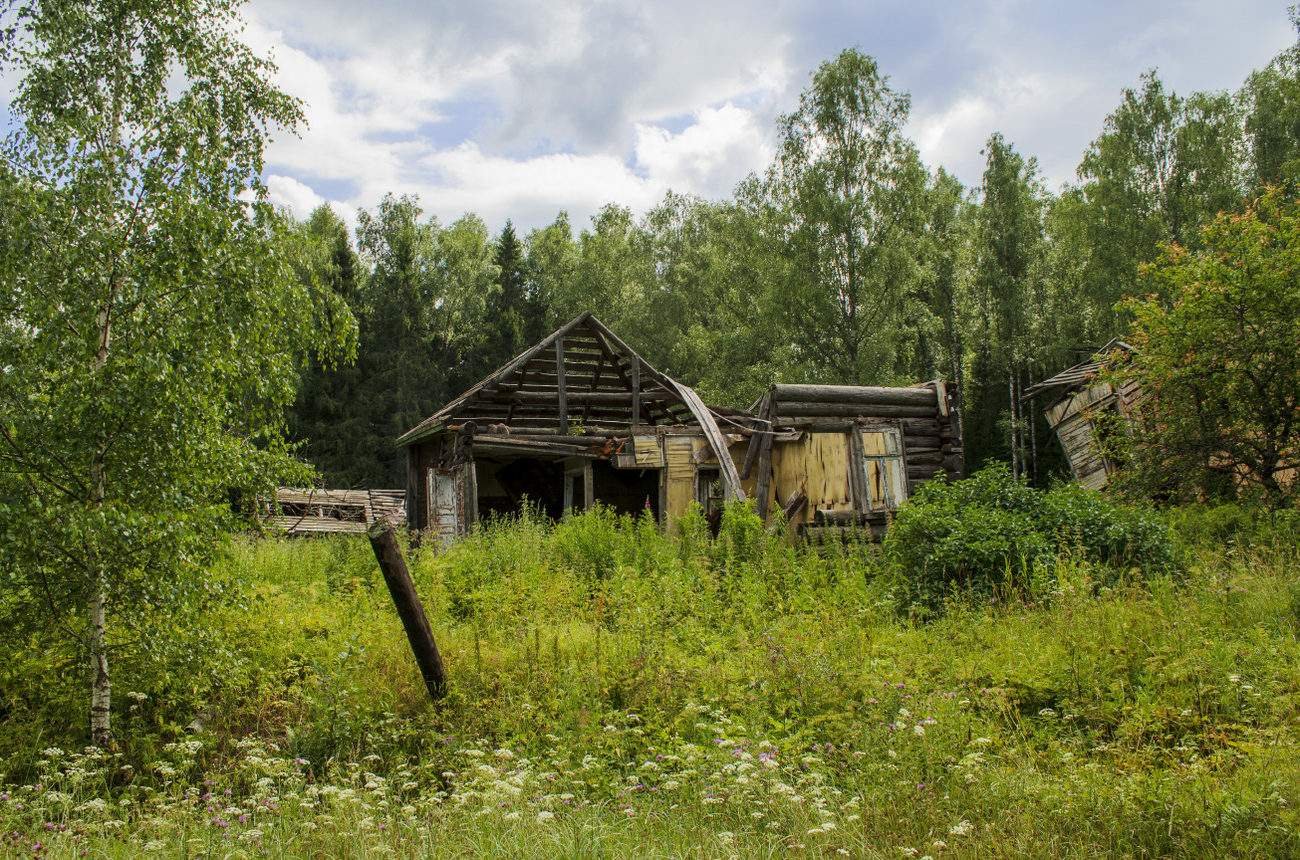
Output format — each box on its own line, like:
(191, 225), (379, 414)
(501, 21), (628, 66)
(847, 427), (868, 515)
(772, 384), (937, 407)
(670, 380), (746, 501)
(630, 355), (641, 425)
(397, 312), (596, 446)
(555, 338), (567, 428)
(740, 394), (767, 480)
(269, 515), (368, 534)
(783, 488), (808, 520)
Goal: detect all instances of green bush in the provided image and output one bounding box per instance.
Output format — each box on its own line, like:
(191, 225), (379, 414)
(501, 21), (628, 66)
(884, 465), (1177, 612)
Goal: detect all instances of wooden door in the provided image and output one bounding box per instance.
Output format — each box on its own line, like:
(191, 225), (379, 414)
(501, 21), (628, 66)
(428, 468), (461, 546)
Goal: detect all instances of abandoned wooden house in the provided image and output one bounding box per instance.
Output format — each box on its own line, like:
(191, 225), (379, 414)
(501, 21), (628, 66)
(1022, 339), (1143, 490)
(396, 313), (963, 544)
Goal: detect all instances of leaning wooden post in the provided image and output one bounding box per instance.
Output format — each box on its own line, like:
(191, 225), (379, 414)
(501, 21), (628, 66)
(368, 521), (447, 701)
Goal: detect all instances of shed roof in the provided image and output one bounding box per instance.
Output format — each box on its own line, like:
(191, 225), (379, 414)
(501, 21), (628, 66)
(1022, 339), (1135, 402)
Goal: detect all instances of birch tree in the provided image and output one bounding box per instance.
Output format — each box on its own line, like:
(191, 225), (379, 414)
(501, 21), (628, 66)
(768, 48), (928, 384)
(0, 0), (350, 746)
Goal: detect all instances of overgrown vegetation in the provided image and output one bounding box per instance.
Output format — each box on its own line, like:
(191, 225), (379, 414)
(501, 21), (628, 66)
(884, 466), (1177, 612)
(1114, 186), (1300, 505)
(2, 504), (1298, 857)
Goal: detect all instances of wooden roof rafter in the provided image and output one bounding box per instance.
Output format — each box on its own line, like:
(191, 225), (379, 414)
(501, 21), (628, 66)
(397, 312), (693, 446)
(1021, 339), (1135, 402)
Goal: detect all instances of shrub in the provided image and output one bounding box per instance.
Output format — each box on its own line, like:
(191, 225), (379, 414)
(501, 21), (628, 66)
(884, 465), (1177, 612)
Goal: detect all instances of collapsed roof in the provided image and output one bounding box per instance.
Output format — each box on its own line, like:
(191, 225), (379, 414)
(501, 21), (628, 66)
(1021, 339), (1135, 403)
(396, 312), (748, 499)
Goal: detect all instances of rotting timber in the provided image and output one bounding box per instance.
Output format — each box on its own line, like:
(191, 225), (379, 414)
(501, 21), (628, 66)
(1022, 340), (1142, 491)
(397, 313), (964, 544)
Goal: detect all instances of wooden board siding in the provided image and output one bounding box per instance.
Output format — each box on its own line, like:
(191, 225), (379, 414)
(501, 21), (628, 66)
(664, 436), (698, 527)
(632, 434), (665, 467)
(268, 488), (406, 536)
(1042, 378), (1127, 490)
(768, 432), (854, 525)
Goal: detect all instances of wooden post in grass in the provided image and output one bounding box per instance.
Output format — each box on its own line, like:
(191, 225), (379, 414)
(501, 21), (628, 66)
(368, 521), (447, 701)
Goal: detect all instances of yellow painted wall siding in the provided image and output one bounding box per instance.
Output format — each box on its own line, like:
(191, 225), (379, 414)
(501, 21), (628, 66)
(806, 433), (852, 510)
(769, 433), (853, 524)
(664, 436), (697, 526)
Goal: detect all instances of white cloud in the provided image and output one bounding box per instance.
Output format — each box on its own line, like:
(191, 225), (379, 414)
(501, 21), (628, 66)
(634, 104), (773, 199)
(909, 71), (1089, 189)
(236, 0), (1294, 227)
(241, 6), (784, 230)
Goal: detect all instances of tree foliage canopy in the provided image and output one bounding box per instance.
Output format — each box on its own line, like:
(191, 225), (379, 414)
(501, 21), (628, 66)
(0, 0), (351, 744)
(1117, 187), (1300, 504)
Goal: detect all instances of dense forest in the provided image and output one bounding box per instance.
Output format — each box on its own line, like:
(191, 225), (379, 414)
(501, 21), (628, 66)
(288, 26), (1300, 490)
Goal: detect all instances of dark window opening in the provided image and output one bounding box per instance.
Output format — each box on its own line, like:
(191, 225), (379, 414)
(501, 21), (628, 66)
(475, 456), (566, 521)
(469, 456), (661, 525)
(592, 459), (661, 521)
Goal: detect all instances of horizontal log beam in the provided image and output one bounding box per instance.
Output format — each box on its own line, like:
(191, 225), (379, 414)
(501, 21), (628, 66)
(775, 402), (939, 419)
(487, 390), (674, 406)
(772, 384), (937, 407)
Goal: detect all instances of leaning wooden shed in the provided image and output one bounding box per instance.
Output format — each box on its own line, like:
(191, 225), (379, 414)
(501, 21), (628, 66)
(1022, 340), (1143, 490)
(396, 313), (963, 544)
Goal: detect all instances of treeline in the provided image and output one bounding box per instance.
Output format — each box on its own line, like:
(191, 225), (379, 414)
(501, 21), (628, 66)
(290, 23), (1300, 489)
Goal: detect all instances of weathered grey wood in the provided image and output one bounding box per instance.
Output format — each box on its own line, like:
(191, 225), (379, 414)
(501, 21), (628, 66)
(397, 312), (595, 446)
(484, 390), (671, 406)
(775, 402), (938, 419)
(669, 380), (745, 501)
(772, 384), (936, 407)
(464, 459), (478, 528)
(754, 399), (776, 518)
(474, 432), (607, 446)
(630, 356), (641, 425)
(453, 418), (646, 434)
(847, 426), (869, 515)
(555, 337), (567, 428)
(782, 488), (808, 521)
(368, 522), (447, 702)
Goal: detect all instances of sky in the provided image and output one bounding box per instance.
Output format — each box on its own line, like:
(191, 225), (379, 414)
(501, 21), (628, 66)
(24, 1), (1300, 232)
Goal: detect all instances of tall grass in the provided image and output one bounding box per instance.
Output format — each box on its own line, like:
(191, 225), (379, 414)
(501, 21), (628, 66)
(1, 503), (1298, 857)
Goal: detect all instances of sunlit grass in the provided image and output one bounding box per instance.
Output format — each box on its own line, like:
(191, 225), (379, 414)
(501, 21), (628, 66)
(2, 505), (1298, 857)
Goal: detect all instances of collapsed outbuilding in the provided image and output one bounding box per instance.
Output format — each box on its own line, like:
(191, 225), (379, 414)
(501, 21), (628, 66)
(1022, 340), (1143, 490)
(397, 313), (963, 544)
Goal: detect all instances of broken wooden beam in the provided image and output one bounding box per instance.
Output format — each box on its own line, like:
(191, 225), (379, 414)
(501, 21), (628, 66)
(368, 521), (447, 702)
